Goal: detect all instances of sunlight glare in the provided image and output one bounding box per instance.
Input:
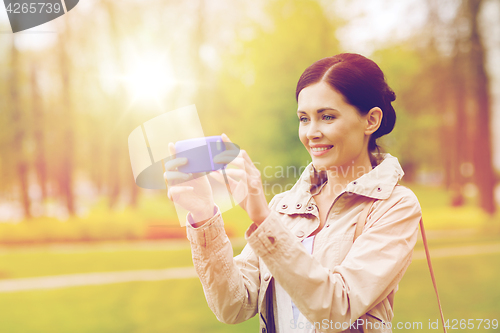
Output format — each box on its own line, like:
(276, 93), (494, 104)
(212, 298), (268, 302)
(123, 53), (177, 103)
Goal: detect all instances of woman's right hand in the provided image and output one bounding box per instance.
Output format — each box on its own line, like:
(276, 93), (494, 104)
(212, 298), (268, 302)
(164, 142), (215, 223)
(210, 134), (270, 225)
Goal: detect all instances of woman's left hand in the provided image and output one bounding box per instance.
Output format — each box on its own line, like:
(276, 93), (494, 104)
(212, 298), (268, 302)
(211, 133), (270, 225)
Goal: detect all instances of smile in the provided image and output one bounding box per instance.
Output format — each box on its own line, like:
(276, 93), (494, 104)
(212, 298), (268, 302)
(310, 145), (333, 156)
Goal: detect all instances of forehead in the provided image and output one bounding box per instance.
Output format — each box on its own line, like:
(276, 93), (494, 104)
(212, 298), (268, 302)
(297, 82), (350, 112)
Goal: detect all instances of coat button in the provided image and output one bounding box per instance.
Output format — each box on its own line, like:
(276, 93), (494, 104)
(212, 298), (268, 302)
(296, 230), (305, 238)
(281, 204), (288, 209)
(377, 187), (382, 191)
(263, 273), (271, 281)
(306, 206), (314, 211)
(296, 203), (302, 209)
(262, 328), (267, 333)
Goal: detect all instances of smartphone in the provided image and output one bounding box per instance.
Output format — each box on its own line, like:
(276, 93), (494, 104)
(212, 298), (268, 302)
(175, 136), (227, 173)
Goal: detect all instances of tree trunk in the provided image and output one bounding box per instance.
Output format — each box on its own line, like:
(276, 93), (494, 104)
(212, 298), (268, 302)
(467, 0), (496, 215)
(10, 37), (31, 219)
(58, 18), (76, 216)
(449, 53), (468, 206)
(104, 0), (125, 209)
(31, 62), (48, 203)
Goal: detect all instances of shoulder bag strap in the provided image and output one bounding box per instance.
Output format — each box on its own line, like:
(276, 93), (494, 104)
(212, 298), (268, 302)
(419, 217), (448, 333)
(354, 199), (447, 333)
(353, 199), (376, 332)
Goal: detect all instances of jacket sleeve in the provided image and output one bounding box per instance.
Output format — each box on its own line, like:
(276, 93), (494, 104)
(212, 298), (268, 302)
(245, 190), (421, 332)
(185, 195), (284, 324)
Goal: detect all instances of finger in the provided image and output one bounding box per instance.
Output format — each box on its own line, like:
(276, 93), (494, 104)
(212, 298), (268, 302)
(220, 168), (247, 180)
(209, 170), (246, 197)
(231, 180), (249, 205)
(208, 170), (226, 183)
(210, 168), (246, 182)
(220, 133), (241, 156)
(168, 142), (176, 156)
(164, 170), (192, 183)
(218, 151), (254, 177)
(240, 149), (254, 166)
(190, 171), (210, 179)
(164, 157), (188, 172)
(209, 169), (237, 185)
(209, 169), (243, 191)
(214, 153), (245, 168)
(239, 150), (261, 177)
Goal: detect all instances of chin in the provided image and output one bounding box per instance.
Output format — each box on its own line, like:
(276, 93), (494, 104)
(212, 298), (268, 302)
(312, 160), (333, 172)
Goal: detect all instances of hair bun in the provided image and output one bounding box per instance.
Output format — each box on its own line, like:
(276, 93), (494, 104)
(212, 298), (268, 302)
(386, 89), (396, 102)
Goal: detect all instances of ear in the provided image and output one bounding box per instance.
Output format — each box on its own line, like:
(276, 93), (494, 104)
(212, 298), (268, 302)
(365, 107), (383, 135)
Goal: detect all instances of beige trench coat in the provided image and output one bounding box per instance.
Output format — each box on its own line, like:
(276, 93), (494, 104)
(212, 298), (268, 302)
(186, 153), (422, 333)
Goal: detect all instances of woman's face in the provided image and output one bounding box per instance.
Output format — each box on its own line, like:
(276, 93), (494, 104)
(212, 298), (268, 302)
(297, 81), (371, 172)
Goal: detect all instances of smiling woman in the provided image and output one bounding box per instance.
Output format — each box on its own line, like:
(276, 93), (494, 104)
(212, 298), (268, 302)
(163, 53), (423, 333)
(297, 82), (382, 173)
(296, 53), (396, 169)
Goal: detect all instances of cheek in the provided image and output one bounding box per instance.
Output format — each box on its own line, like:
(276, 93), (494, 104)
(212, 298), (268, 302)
(298, 127), (307, 146)
(344, 124), (366, 149)
(323, 123), (345, 142)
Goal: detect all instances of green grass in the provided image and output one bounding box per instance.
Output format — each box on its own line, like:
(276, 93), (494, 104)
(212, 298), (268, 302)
(404, 183), (500, 230)
(393, 253), (500, 332)
(0, 251), (498, 332)
(413, 231), (500, 251)
(0, 243), (246, 279)
(0, 279), (259, 333)
(0, 248), (192, 279)
(0, 184), (499, 332)
(2, 236), (499, 280)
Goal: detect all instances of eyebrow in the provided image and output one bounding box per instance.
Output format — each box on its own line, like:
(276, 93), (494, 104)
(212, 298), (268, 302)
(297, 107), (338, 115)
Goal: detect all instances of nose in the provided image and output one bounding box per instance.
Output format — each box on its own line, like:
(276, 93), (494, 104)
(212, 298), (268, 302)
(306, 120), (322, 140)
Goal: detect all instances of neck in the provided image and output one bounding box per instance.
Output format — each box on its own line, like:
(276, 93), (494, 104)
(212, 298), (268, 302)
(323, 154), (373, 194)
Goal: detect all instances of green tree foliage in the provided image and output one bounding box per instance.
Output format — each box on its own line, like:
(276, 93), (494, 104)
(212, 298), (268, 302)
(372, 44), (444, 182)
(214, 0), (342, 186)
(0, 0), (497, 222)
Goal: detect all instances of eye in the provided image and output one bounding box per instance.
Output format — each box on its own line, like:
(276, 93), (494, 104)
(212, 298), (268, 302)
(323, 114), (335, 121)
(299, 117), (309, 123)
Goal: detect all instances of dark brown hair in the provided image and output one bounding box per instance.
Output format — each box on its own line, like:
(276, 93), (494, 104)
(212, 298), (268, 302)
(296, 53), (396, 164)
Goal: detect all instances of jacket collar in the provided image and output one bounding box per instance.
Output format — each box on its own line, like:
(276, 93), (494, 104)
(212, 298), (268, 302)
(276, 153), (404, 215)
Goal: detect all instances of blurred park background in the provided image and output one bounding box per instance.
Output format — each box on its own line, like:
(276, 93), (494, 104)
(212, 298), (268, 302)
(0, 0), (499, 332)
